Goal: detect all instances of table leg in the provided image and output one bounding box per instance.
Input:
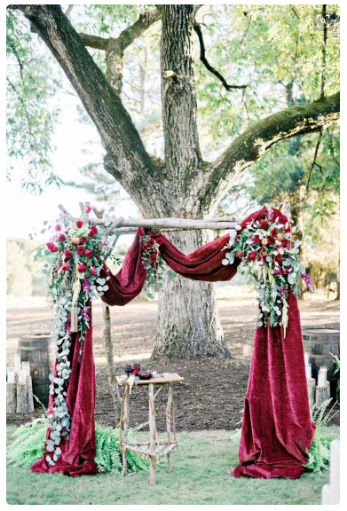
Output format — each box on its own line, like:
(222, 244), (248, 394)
(166, 384), (174, 472)
(121, 385), (130, 477)
(148, 383), (157, 484)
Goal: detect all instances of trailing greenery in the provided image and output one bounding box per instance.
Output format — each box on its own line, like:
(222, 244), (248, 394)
(7, 418), (148, 474)
(304, 399), (338, 473)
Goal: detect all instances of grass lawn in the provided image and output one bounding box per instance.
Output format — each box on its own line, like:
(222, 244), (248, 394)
(6, 426), (339, 505)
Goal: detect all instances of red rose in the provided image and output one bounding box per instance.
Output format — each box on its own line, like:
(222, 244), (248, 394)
(149, 254), (157, 263)
(142, 242), (149, 250)
(47, 242), (58, 253)
(76, 219), (84, 228)
(88, 226), (98, 237)
(58, 233), (66, 242)
(259, 219), (269, 229)
(55, 224), (62, 231)
(85, 249), (93, 258)
(247, 252), (257, 260)
(80, 236), (87, 243)
(64, 249), (72, 260)
(62, 262), (70, 272)
(90, 266), (97, 275)
(267, 237), (275, 246)
(78, 263), (86, 272)
(77, 246), (85, 256)
(138, 227), (145, 237)
(282, 240), (290, 248)
(276, 254), (283, 263)
(274, 267), (282, 275)
(148, 238), (155, 247)
(251, 235), (261, 244)
(270, 228), (278, 237)
(236, 251), (243, 259)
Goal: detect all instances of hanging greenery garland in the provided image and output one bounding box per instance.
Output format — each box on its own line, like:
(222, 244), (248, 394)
(35, 205), (119, 466)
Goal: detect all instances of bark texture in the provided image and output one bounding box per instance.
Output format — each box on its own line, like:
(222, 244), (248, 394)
(15, 4), (340, 359)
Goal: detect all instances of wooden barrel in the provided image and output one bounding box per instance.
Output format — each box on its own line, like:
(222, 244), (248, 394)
(17, 333), (52, 406)
(302, 327), (340, 380)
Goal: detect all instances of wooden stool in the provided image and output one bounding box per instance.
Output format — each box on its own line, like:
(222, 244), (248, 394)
(116, 372), (184, 484)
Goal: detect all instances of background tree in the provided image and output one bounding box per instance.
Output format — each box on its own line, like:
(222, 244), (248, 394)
(7, 4), (340, 358)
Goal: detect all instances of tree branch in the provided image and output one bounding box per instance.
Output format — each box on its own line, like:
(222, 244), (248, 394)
(15, 4), (161, 210)
(78, 33), (109, 50)
(78, 8), (160, 52)
(117, 8), (160, 52)
(194, 22), (247, 90)
(198, 92), (340, 210)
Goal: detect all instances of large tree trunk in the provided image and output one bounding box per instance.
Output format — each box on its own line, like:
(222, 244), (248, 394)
(152, 229), (227, 358)
(150, 6), (229, 358)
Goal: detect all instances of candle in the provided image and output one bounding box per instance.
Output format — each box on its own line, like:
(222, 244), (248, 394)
(7, 369), (16, 384)
(304, 352), (312, 379)
(18, 369), (27, 384)
(14, 353), (21, 373)
(318, 366), (328, 387)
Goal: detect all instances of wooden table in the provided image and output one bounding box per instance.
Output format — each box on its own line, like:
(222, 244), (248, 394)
(116, 372), (184, 484)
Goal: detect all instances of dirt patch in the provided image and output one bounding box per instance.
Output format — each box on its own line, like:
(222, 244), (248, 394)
(95, 357), (250, 431)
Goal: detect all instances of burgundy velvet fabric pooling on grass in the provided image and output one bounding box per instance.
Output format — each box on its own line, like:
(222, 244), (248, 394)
(31, 207), (315, 478)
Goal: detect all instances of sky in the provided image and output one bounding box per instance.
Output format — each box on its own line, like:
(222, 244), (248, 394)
(6, 93), (138, 240)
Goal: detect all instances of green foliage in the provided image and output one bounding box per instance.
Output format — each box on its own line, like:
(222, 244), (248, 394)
(7, 419), (148, 474)
(305, 399), (338, 472)
(195, 5), (340, 154)
(331, 354), (340, 401)
(6, 10), (60, 192)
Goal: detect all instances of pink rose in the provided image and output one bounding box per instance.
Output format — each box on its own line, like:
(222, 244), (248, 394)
(90, 267), (97, 275)
(47, 242), (58, 253)
(76, 246), (85, 256)
(58, 233), (66, 242)
(64, 249), (72, 260)
(55, 224), (62, 231)
(85, 249), (93, 258)
(78, 263), (86, 273)
(62, 262), (70, 272)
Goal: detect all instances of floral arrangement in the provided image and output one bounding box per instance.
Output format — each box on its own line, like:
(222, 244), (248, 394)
(222, 208), (312, 336)
(35, 204), (117, 467)
(139, 227), (168, 296)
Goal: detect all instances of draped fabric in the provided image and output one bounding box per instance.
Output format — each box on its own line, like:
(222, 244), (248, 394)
(31, 207), (315, 479)
(31, 311), (97, 476)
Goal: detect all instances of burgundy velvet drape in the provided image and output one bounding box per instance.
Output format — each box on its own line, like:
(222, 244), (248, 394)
(32, 207), (314, 479)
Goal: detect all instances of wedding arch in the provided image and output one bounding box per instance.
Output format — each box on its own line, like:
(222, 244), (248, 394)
(31, 204), (315, 479)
